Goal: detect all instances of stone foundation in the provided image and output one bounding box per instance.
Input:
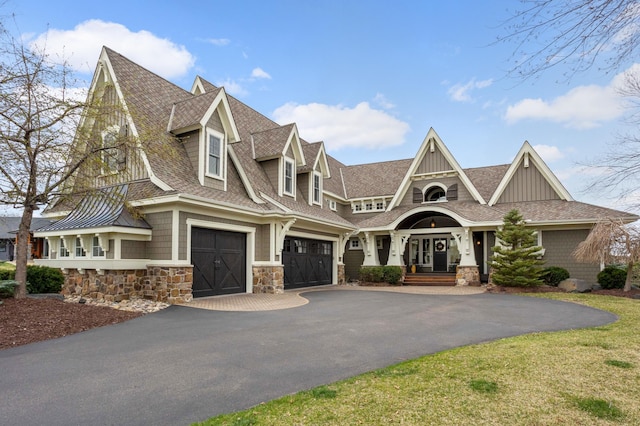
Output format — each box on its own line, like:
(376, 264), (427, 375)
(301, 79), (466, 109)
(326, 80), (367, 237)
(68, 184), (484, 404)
(61, 266), (193, 304)
(252, 265), (284, 294)
(337, 263), (346, 286)
(455, 265), (480, 286)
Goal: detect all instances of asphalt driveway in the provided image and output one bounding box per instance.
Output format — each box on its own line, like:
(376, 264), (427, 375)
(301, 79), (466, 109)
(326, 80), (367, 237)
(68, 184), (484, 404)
(0, 290), (616, 425)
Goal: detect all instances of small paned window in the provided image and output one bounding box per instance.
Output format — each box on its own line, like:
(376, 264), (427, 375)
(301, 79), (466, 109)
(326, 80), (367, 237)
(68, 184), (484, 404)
(75, 237), (86, 257)
(59, 239), (69, 258)
(354, 204), (362, 212)
(313, 173), (321, 204)
(208, 134), (222, 177)
(92, 236), (105, 257)
(284, 159), (294, 195)
(349, 239), (361, 250)
(365, 203), (373, 211)
(376, 202), (384, 210)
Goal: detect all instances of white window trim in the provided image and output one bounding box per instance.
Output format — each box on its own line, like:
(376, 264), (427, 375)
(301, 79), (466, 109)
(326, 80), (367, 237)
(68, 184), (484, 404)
(59, 239), (69, 258)
(74, 237), (87, 258)
(349, 239), (361, 250)
(311, 171), (322, 206)
(327, 199), (337, 211)
(422, 183), (448, 203)
(205, 128), (225, 180)
(92, 236), (106, 258)
(283, 157), (296, 197)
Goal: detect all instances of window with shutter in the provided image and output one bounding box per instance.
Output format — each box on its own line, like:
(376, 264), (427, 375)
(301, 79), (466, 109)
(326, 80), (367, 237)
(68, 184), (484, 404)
(413, 187), (422, 203)
(447, 184), (458, 200)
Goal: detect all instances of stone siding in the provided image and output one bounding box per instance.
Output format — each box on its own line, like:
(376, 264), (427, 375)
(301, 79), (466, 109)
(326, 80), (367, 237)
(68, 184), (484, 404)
(61, 266), (193, 304)
(456, 265), (480, 286)
(253, 265), (284, 294)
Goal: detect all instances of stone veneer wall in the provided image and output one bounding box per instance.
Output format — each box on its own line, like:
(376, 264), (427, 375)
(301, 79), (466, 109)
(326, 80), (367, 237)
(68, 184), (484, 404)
(456, 265), (480, 286)
(61, 266), (193, 304)
(337, 263), (346, 286)
(252, 265), (284, 294)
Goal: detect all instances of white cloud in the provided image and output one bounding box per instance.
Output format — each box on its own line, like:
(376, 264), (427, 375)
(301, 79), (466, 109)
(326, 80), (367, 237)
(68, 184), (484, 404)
(448, 78), (493, 102)
(272, 102), (410, 151)
(216, 78), (249, 97)
(373, 93), (395, 109)
(207, 38), (230, 46)
(532, 144), (564, 162)
(503, 65), (640, 129)
(251, 67), (271, 79)
(29, 20), (195, 79)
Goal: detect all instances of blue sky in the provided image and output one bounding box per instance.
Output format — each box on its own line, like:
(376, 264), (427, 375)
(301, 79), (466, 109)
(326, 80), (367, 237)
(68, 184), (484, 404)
(9, 0), (639, 212)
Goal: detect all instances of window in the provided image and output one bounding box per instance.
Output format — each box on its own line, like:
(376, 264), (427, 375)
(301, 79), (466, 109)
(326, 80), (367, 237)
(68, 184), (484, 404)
(75, 237), (86, 257)
(424, 186), (446, 202)
(376, 238), (383, 249)
(284, 158), (295, 196)
(349, 239), (361, 250)
(376, 201), (384, 210)
(365, 203), (373, 211)
(92, 236), (105, 257)
(0, 241), (5, 252)
(59, 239), (69, 258)
(354, 204), (362, 212)
(101, 129), (119, 174)
(207, 133), (222, 177)
(312, 172), (321, 204)
(327, 199), (337, 211)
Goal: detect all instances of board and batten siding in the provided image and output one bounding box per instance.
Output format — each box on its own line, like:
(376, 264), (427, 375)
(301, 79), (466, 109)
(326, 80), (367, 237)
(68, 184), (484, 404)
(498, 160), (560, 203)
(415, 147), (453, 175)
(144, 211), (173, 260)
(541, 229), (600, 283)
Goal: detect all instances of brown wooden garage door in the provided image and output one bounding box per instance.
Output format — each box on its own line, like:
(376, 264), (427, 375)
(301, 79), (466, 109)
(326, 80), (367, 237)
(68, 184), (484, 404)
(282, 237), (332, 289)
(191, 227), (246, 297)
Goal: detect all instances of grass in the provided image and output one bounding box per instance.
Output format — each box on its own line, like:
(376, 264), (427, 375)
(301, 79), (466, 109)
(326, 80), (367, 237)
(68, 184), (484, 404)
(195, 294), (640, 425)
(0, 261), (15, 272)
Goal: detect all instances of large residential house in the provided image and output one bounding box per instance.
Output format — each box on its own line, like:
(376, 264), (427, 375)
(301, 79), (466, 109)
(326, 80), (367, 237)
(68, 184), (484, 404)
(34, 47), (638, 303)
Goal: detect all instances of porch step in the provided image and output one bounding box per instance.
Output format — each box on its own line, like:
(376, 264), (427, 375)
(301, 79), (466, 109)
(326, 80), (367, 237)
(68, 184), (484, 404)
(403, 273), (456, 286)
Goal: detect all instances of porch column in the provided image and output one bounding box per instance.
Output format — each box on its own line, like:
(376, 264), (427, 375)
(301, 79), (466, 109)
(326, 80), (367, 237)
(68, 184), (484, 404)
(386, 231), (410, 266)
(359, 232), (380, 266)
(452, 227), (480, 286)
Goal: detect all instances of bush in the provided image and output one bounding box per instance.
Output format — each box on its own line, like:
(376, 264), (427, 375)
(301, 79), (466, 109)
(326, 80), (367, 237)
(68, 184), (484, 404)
(383, 266), (403, 285)
(540, 266), (570, 286)
(597, 266), (627, 290)
(0, 280), (19, 298)
(359, 266), (403, 285)
(26, 265), (64, 294)
(0, 269), (15, 280)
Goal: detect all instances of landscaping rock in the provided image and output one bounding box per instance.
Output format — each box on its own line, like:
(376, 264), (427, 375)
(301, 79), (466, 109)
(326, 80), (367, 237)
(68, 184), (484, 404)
(558, 278), (592, 293)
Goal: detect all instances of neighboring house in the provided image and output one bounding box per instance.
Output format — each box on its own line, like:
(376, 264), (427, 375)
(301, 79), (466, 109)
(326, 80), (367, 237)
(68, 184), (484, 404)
(0, 217), (53, 261)
(34, 47), (638, 303)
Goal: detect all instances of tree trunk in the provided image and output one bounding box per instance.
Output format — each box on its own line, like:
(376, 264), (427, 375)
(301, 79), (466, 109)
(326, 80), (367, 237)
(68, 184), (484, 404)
(624, 261), (633, 292)
(13, 207), (34, 299)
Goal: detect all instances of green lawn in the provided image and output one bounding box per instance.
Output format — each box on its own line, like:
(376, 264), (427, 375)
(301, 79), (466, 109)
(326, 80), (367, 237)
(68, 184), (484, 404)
(0, 261), (16, 272)
(196, 294), (640, 425)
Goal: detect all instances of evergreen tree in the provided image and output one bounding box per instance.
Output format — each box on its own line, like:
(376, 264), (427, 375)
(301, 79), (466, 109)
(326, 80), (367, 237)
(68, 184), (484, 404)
(489, 209), (544, 287)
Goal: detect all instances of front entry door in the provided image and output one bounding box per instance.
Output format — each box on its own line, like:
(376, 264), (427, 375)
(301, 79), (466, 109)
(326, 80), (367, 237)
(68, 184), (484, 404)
(433, 238), (448, 272)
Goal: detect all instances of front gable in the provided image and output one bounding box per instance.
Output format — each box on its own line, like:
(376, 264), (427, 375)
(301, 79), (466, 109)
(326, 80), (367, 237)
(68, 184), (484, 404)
(388, 128), (485, 209)
(489, 141), (572, 205)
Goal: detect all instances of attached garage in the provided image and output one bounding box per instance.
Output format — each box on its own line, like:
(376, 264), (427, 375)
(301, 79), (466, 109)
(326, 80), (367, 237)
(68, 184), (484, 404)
(282, 236), (333, 289)
(191, 227), (246, 297)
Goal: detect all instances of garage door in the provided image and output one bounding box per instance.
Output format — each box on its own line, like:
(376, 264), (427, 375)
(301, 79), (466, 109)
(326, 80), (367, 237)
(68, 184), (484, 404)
(282, 237), (333, 289)
(191, 227), (246, 297)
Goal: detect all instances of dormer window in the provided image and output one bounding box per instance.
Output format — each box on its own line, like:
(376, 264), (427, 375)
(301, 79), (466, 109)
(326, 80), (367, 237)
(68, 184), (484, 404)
(206, 130), (224, 179)
(312, 172), (322, 205)
(424, 185), (447, 202)
(284, 158), (295, 196)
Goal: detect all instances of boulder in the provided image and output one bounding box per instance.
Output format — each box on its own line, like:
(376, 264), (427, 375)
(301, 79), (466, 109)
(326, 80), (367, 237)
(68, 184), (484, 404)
(558, 278), (592, 293)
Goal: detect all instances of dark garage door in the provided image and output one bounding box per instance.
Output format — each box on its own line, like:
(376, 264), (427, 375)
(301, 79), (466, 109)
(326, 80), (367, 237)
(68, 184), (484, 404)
(283, 237), (333, 289)
(191, 227), (246, 297)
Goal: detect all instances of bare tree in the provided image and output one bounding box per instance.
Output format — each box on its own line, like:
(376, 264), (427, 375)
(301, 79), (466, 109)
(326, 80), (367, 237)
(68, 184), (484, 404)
(573, 219), (640, 291)
(499, 0), (640, 81)
(0, 24), (128, 297)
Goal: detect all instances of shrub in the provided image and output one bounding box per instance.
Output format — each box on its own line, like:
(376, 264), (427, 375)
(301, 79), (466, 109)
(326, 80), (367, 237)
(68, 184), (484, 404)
(359, 266), (403, 285)
(0, 280), (19, 298)
(25, 265), (64, 294)
(0, 269), (15, 280)
(540, 266), (570, 286)
(383, 266), (403, 285)
(597, 265), (627, 290)
(359, 266), (384, 283)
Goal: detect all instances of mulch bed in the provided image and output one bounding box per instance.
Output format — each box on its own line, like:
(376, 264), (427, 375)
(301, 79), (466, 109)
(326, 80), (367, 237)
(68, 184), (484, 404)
(486, 284), (640, 299)
(0, 297), (142, 350)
